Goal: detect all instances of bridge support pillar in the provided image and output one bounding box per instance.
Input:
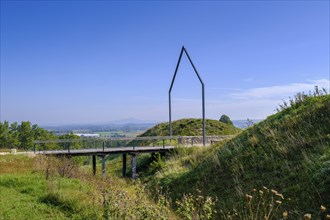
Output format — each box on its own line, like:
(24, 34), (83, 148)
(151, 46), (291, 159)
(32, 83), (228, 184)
(122, 153), (127, 177)
(131, 154), (137, 179)
(101, 155), (106, 179)
(92, 155), (96, 175)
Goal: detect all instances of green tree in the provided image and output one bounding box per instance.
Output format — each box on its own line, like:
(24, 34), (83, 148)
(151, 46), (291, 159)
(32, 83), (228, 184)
(0, 121), (11, 148)
(219, 114), (233, 126)
(59, 132), (82, 150)
(18, 121), (34, 150)
(9, 122), (20, 147)
(0, 121), (57, 150)
(32, 124), (57, 150)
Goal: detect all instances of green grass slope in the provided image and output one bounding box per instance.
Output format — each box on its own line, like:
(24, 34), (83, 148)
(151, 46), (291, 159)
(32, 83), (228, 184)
(139, 118), (241, 137)
(0, 155), (102, 219)
(148, 95), (330, 217)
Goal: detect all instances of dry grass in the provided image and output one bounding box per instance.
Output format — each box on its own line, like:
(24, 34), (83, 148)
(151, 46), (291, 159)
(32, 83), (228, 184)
(0, 154), (34, 174)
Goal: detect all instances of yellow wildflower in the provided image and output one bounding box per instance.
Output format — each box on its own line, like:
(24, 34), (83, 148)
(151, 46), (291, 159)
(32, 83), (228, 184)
(271, 189), (278, 194)
(321, 205), (326, 212)
(245, 194), (253, 202)
(283, 211), (288, 218)
(276, 193), (284, 200)
(303, 213), (311, 220)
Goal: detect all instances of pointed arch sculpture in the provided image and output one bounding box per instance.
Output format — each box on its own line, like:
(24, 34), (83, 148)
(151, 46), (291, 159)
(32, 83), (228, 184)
(169, 46), (206, 146)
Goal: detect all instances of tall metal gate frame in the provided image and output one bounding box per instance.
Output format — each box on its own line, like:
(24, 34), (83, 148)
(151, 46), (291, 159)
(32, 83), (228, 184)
(169, 46), (206, 146)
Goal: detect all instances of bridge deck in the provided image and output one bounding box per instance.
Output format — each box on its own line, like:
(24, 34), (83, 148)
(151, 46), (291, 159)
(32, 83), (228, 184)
(36, 146), (175, 156)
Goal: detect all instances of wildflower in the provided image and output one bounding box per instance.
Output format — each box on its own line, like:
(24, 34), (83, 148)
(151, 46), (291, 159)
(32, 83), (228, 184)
(276, 193), (284, 200)
(283, 211), (288, 218)
(253, 188), (257, 192)
(271, 189), (278, 194)
(303, 213), (311, 220)
(245, 194), (253, 202)
(321, 205), (326, 212)
(275, 200), (282, 205)
(263, 186), (268, 190)
(325, 214), (330, 220)
(259, 190), (264, 195)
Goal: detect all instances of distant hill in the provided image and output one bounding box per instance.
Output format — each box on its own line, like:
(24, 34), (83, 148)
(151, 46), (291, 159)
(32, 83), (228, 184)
(148, 94), (330, 217)
(42, 122), (156, 134)
(232, 119), (263, 128)
(139, 118), (241, 137)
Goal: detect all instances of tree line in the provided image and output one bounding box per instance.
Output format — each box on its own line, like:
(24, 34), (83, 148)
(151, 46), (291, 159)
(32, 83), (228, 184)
(0, 121), (80, 150)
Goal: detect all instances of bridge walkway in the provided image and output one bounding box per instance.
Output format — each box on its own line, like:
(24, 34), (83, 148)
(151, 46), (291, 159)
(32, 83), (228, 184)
(33, 135), (232, 179)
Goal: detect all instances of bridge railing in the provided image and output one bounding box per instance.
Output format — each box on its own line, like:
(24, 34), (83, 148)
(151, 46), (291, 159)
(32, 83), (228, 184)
(32, 135), (233, 153)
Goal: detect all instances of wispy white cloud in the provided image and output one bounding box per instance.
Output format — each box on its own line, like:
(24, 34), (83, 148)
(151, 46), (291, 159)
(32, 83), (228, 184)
(165, 79), (330, 120)
(229, 79), (329, 100)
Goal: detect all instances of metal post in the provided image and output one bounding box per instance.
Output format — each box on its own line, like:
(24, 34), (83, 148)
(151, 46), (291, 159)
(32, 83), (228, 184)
(184, 47), (206, 146)
(34, 144), (36, 154)
(131, 154), (137, 179)
(202, 84), (206, 146)
(169, 47), (184, 140)
(163, 139), (165, 149)
(168, 46), (206, 146)
(122, 153), (127, 177)
(92, 155), (96, 175)
(102, 141), (105, 152)
(101, 155), (106, 179)
(169, 93), (172, 142)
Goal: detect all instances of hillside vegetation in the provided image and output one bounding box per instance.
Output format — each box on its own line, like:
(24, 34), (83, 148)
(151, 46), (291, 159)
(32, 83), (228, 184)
(1, 94), (329, 219)
(0, 154), (178, 219)
(146, 94), (330, 218)
(140, 118), (241, 137)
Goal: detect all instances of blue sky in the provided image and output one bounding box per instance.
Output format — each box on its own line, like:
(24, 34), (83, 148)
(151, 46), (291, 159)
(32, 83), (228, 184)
(1, 0), (329, 125)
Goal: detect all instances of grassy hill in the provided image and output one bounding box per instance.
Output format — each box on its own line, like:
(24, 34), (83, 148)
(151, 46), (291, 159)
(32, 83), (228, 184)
(1, 94), (329, 219)
(139, 118), (241, 137)
(146, 94), (330, 218)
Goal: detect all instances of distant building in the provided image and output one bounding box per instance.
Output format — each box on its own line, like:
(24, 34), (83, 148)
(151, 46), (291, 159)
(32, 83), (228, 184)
(74, 133), (100, 138)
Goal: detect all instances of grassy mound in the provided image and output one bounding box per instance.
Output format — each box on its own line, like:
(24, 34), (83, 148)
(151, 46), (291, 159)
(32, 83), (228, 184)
(139, 118), (241, 137)
(147, 95), (330, 217)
